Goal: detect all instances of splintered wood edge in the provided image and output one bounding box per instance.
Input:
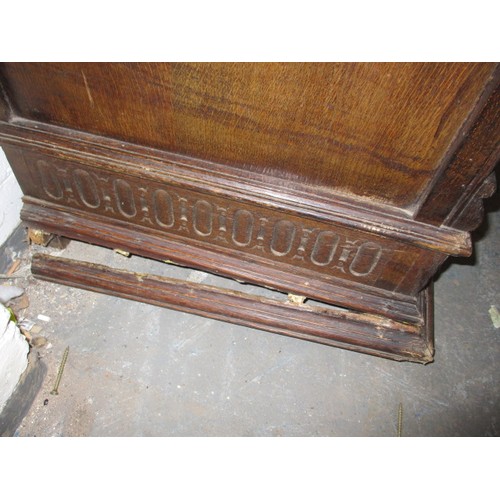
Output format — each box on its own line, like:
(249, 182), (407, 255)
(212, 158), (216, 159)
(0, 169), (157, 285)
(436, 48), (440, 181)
(20, 198), (425, 325)
(31, 253), (434, 363)
(0, 118), (471, 256)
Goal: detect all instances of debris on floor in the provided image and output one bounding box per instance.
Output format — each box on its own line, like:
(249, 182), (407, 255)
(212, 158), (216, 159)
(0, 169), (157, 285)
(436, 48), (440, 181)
(6, 259), (21, 277)
(489, 305), (500, 329)
(114, 249), (131, 257)
(50, 346), (69, 396)
(1, 209), (499, 436)
(287, 293), (307, 305)
(30, 336), (48, 348)
(13, 294), (29, 312)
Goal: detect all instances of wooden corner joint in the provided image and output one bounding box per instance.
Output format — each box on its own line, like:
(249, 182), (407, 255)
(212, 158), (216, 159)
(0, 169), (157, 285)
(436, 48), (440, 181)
(448, 171), (497, 232)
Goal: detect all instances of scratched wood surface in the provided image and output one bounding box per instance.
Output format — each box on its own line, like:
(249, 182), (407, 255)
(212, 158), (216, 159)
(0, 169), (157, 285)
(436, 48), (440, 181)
(416, 82), (500, 225)
(31, 253), (434, 362)
(18, 195), (427, 324)
(0, 63), (498, 361)
(1, 62), (496, 210)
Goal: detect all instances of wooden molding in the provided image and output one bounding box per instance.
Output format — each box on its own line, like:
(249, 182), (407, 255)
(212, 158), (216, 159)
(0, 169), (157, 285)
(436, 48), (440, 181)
(31, 253), (435, 363)
(0, 62), (496, 364)
(0, 118), (471, 257)
(416, 76), (500, 227)
(20, 197), (426, 324)
(449, 171), (497, 231)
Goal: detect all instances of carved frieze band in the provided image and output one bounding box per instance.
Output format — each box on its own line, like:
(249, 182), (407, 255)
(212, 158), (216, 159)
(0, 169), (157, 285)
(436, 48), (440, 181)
(19, 153), (424, 291)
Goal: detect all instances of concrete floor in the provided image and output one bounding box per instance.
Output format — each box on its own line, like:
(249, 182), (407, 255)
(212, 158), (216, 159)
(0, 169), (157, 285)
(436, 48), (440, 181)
(1, 193), (499, 436)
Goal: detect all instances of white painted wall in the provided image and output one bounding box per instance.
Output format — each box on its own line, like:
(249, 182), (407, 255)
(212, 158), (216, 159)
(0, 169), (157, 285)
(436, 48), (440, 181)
(0, 147), (23, 245)
(0, 149), (26, 414)
(0, 304), (29, 413)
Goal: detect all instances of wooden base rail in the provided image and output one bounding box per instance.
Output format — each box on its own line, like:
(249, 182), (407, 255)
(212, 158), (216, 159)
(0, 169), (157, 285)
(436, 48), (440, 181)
(4, 63), (492, 363)
(31, 253), (434, 363)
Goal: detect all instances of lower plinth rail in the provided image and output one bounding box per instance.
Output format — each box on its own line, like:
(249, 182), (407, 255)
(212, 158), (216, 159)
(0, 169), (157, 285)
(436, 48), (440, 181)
(31, 253), (434, 363)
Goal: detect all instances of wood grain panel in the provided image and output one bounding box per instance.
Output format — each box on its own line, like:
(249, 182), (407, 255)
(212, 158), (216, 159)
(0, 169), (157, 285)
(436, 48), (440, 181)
(1, 62), (494, 209)
(416, 80), (500, 226)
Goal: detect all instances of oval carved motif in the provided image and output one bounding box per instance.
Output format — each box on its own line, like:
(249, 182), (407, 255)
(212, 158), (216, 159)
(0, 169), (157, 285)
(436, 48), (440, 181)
(113, 179), (137, 218)
(311, 231), (339, 266)
(73, 169), (100, 208)
(270, 220), (296, 256)
(231, 209), (254, 247)
(349, 242), (382, 276)
(37, 160), (64, 200)
(193, 200), (213, 236)
(152, 189), (175, 228)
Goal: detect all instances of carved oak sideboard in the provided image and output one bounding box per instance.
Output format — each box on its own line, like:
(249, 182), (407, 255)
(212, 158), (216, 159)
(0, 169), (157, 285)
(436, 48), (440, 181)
(0, 63), (498, 362)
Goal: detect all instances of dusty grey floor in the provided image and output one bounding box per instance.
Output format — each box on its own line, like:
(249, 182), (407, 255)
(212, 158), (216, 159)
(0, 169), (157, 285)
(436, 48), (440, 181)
(2, 194), (499, 437)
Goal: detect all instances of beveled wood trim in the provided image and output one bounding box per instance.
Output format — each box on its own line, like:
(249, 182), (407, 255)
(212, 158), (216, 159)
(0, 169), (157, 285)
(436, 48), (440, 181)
(0, 118), (471, 256)
(31, 253), (434, 363)
(415, 70), (500, 227)
(20, 197), (425, 324)
(449, 171), (497, 231)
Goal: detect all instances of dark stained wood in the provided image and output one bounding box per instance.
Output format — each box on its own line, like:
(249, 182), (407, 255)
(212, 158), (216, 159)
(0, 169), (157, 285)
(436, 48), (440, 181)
(416, 78), (500, 226)
(31, 253), (434, 363)
(0, 120), (472, 257)
(1, 63), (496, 209)
(0, 78), (12, 121)
(0, 62), (496, 362)
(450, 172), (497, 231)
(19, 197), (426, 324)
